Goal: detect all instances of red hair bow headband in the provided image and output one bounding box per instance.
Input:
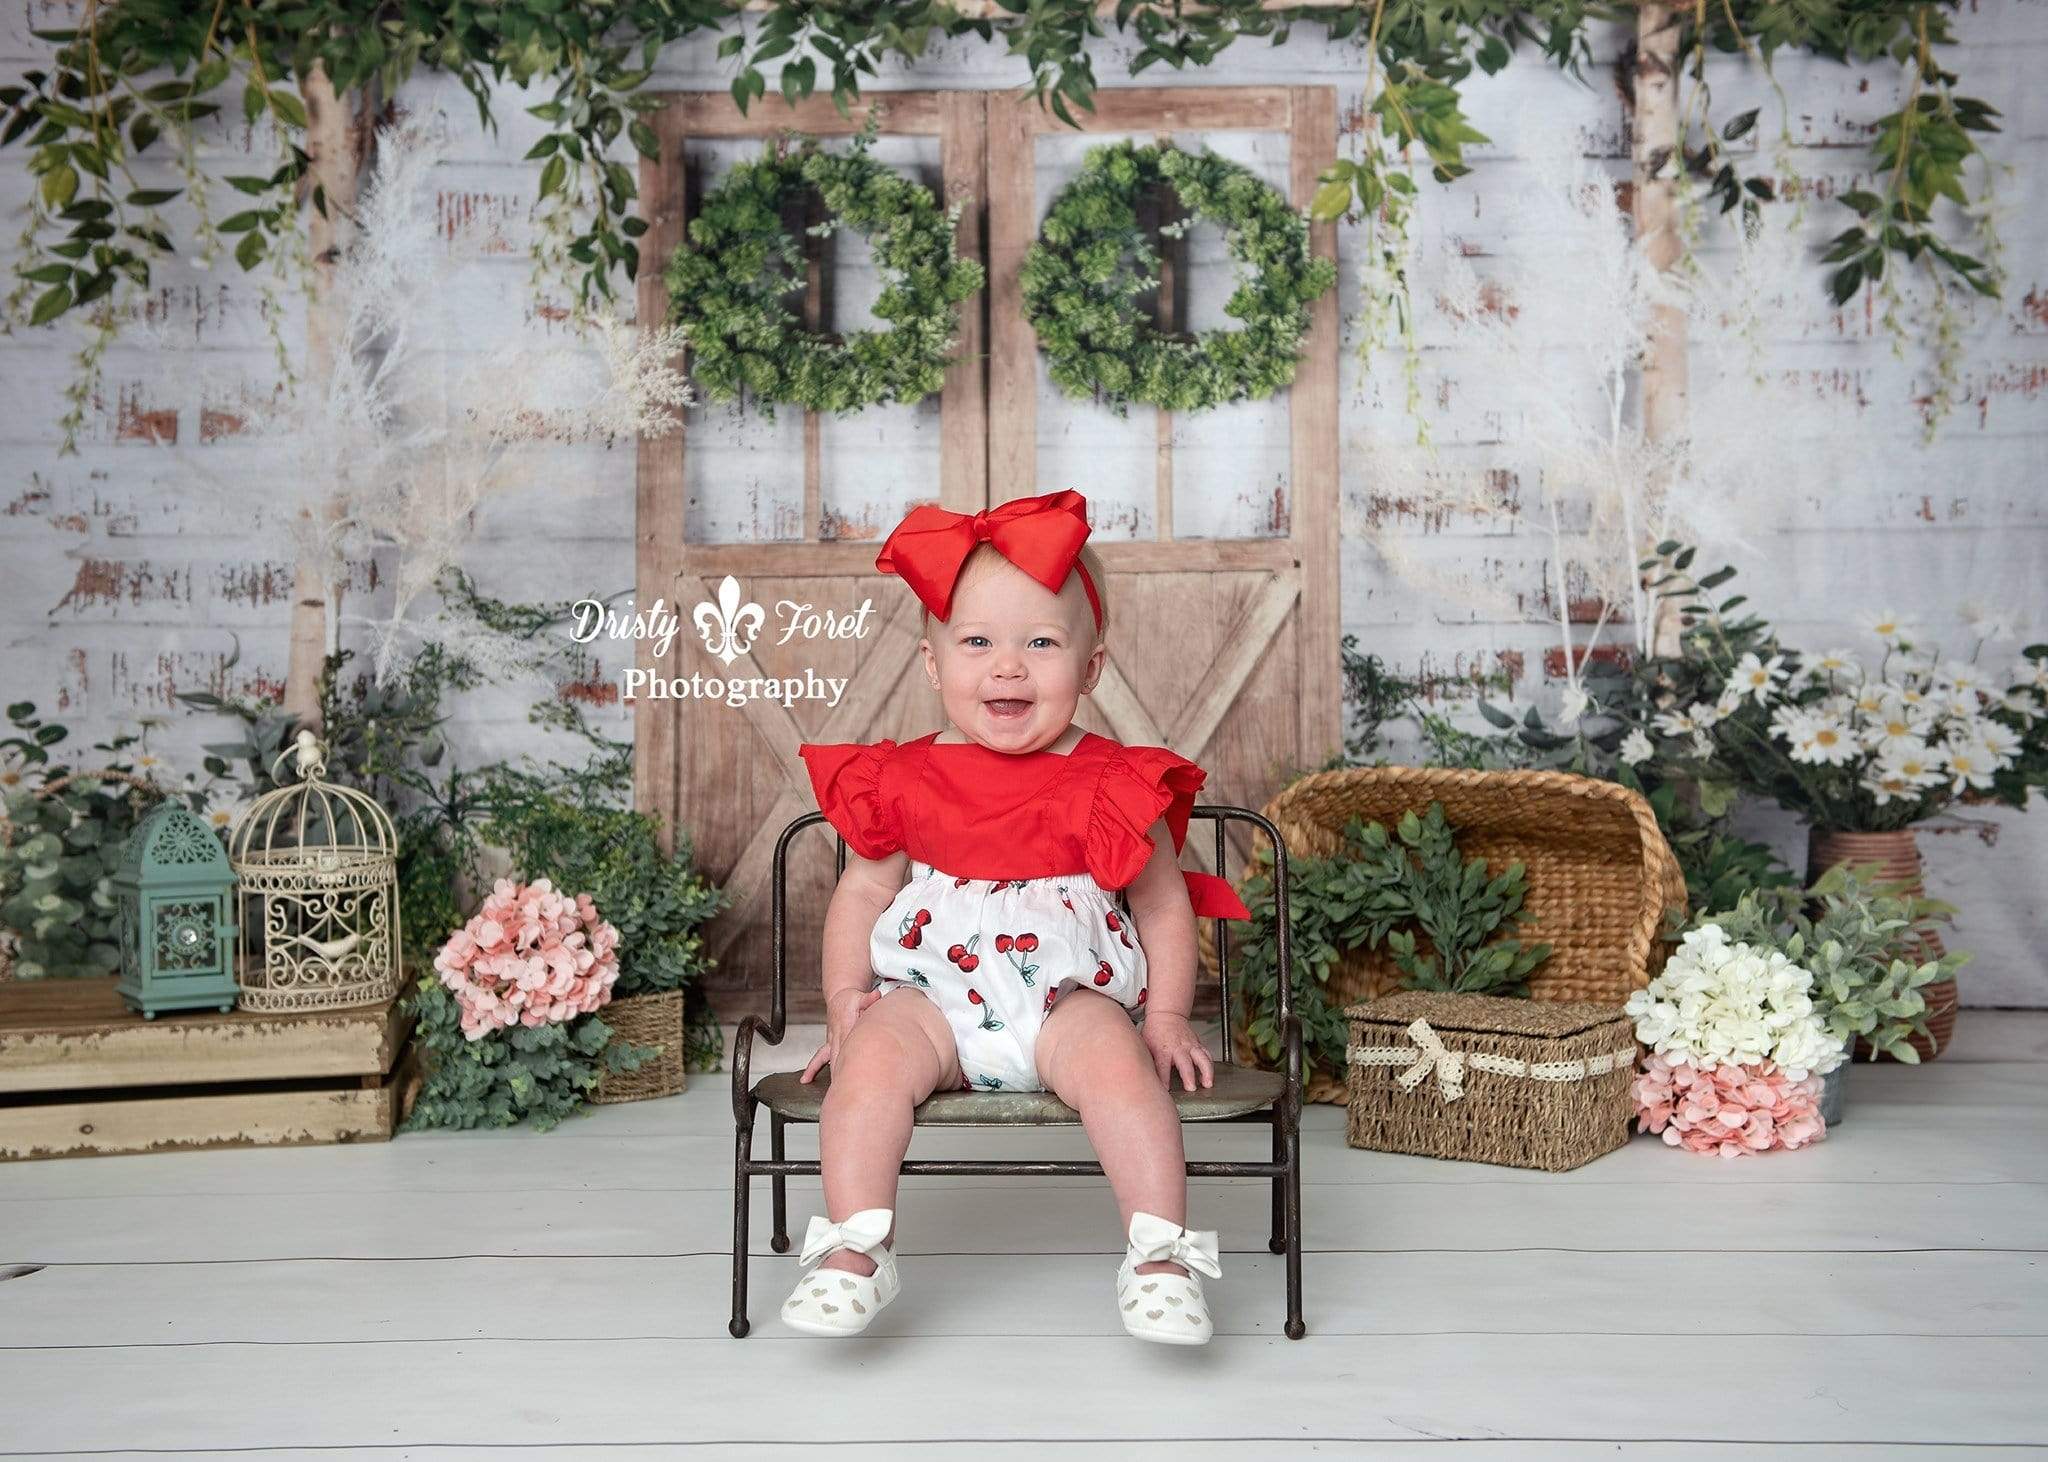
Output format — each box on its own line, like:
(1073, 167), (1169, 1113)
(875, 490), (1103, 632)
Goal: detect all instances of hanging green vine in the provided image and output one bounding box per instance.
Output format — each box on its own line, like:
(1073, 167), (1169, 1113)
(1020, 139), (1337, 414)
(0, 1), (2013, 446)
(662, 120), (985, 417)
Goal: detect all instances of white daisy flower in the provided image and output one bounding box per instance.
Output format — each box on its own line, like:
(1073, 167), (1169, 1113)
(2016, 656), (2048, 692)
(1960, 601), (2021, 642)
(1715, 686), (1744, 718)
(1977, 720), (2021, 764)
(1619, 729), (1654, 766)
(1881, 742), (1947, 788)
(1768, 704), (1813, 747)
(1804, 648), (1861, 681)
(1998, 688), (2042, 721)
(1942, 742), (1997, 793)
(1557, 687), (1591, 727)
(1787, 713), (1858, 767)
(1689, 730), (1716, 760)
(1862, 768), (1918, 806)
(1653, 706), (1700, 738)
(1868, 609), (1918, 645)
(1862, 704), (1928, 755)
(1688, 699), (1727, 731)
(1731, 652), (1789, 702)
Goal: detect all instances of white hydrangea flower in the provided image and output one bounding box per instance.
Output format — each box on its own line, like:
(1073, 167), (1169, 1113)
(1624, 922), (1843, 1079)
(1619, 728), (1654, 766)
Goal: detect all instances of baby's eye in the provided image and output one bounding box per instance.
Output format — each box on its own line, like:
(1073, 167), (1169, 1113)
(1032, 636), (1057, 648)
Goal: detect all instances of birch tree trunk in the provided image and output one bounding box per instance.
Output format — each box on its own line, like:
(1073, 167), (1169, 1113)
(282, 61), (365, 731)
(1631, 2), (1689, 659)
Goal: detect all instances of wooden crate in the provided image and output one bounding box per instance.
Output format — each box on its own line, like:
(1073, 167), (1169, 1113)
(0, 976), (421, 1161)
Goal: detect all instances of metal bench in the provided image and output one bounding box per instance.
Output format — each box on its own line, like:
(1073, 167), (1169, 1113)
(728, 805), (1302, 1338)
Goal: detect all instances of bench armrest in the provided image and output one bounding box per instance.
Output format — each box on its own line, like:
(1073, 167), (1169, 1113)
(730, 1012), (785, 1127)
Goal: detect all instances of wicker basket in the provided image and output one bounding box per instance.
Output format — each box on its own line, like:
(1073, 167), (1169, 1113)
(589, 990), (689, 1104)
(1344, 990), (1642, 1171)
(1207, 767), (1686, 1105)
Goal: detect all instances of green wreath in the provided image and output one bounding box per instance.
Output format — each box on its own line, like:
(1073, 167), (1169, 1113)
(1020, 139), (1338, 415)
(663, 134), (985, 418)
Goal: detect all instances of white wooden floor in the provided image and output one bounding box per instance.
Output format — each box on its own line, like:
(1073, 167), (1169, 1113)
(2, 1016), (2046, 1460)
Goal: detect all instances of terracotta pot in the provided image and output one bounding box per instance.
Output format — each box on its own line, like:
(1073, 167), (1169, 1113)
(1805, 827), (1956, 1062)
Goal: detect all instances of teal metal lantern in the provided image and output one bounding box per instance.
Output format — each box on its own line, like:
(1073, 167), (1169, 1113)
(114, 803), (240, 1020)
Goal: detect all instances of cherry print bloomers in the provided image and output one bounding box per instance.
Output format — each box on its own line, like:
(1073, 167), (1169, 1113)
(876, 860), (1146, 1090)
(796, 730), (1252, 1093)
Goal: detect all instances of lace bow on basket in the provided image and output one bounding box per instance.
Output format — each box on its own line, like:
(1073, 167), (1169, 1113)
(1347, 1015), (1640, 1104)
(798, 1207), (892, 1266)
(1128, 1212), (1223, 1278)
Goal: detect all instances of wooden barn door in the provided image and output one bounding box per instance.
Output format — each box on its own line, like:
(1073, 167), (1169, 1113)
(634, 87), (1339, 1025)
(633, 93), (989, 1022)
(986, 86), (1342, 923)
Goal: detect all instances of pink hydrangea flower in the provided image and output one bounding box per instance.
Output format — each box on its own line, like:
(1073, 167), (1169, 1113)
(431, 877), (623, 1041)
(1631, 1051), (1827, 1158)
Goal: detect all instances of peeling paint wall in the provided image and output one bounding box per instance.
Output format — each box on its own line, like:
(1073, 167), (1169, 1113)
(3, 7), (2044, 1003)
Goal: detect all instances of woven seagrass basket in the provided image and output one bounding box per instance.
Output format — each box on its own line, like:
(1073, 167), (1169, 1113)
(1206, 766), (1686, 1105)
(589, 990), (688, 1104)
(1344, 990), (1642, 1171)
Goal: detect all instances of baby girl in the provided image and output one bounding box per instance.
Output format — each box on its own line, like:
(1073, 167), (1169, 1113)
(788, 489), (1253, 1345)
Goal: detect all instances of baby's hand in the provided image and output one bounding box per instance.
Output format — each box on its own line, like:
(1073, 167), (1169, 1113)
(1141, 1011), (1213, 1092)
(801, 987), (884, 1083)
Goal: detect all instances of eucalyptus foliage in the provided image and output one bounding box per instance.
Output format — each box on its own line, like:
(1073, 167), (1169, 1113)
(1710, 863), (1968, 1064)
(663, 124), (985, 417)
(1020, 139), (1337, 414)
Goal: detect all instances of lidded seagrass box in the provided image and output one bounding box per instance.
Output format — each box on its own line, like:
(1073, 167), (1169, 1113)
(1344, 990), (1642, 1172)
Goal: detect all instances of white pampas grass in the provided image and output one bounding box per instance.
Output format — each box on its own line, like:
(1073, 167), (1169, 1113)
(145, 116), (691, 686)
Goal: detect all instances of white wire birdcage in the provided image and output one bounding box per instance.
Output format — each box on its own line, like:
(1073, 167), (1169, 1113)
(227, 730), (403, 1012)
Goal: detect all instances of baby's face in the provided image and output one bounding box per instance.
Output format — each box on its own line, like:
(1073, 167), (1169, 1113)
(921, 555), (1104, 754)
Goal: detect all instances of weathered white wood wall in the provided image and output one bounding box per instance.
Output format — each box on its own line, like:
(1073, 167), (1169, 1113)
(3, 8), (2043, 1004)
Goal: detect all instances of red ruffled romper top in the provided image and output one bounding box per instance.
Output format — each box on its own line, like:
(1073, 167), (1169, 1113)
(796, 730), (1252, 921)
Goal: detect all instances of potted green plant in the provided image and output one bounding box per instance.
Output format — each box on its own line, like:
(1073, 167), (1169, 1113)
(1710, 864), (1968, 1121)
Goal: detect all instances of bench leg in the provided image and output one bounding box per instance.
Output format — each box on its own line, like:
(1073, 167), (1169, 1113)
(770, 1112), (790, 1253)
(1284, 1112), (1305, 1339)
(730, 1101), (755, 1338)
(1268, 1111), (1286, 1254)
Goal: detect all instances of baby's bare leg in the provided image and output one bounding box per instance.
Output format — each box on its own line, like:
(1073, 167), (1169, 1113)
(1034, 988), (1192, 1278)
(815, 986), (960, 1276)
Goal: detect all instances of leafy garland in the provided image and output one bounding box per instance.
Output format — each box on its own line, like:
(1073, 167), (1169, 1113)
(0, 3), (2010, 451)
(663, 122), (985, 417)
(1020, 140), (1337, 414)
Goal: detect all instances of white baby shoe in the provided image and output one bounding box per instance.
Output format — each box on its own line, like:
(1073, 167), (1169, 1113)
(1115, 1210), (1222, 1345)
(781, 1207), (900, 1337)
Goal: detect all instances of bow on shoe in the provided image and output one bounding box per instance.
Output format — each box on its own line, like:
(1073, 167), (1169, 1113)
(1396, 1016), (1468, 1102)
(875, 489), (1103, 630)
(1127, 1212), (1223, 1279)
(799, 1207), (893, 1266)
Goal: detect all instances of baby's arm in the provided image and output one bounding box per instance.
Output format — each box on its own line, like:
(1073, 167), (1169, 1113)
(1123, 816), (1214, 1091)
(820, 846), (909, 1008)
(1122, 816), (1197, 1016)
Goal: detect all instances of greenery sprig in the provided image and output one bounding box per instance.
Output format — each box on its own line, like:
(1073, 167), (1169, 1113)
(1019, 139), (1337, 414)
(663, 121), (985, 418)
(1234, 800), (1551, 1085)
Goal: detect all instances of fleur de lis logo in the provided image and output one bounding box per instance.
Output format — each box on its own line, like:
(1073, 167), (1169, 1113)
(692, 575), (765, 666)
